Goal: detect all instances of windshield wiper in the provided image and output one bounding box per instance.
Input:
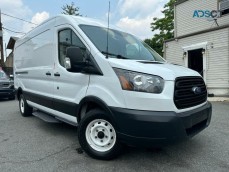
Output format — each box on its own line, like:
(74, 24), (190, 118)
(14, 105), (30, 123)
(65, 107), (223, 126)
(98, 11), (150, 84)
(137, 60), (165, 64)
(101, 51), (128, 59)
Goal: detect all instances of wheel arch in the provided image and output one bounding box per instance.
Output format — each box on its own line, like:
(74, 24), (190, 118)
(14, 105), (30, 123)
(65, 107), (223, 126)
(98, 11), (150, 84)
(16, 87), (23, 100)
(77, 96), (117, 127)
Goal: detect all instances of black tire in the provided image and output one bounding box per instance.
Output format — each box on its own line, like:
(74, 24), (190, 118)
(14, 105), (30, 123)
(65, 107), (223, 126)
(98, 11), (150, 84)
(78, 109), (122, 160)
(19, 94), (33, 117)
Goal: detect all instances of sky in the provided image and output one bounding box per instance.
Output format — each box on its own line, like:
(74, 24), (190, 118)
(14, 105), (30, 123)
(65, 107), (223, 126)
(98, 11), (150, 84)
(0, 0), (168, 58)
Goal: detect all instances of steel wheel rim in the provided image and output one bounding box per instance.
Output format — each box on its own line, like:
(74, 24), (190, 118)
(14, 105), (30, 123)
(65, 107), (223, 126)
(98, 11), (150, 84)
(85, 119), (116, 152)
(20, 98), (25, 114)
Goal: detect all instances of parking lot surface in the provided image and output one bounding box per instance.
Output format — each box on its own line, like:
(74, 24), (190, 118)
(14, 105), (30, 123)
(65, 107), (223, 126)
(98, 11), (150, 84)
(0, 100), (229, 172)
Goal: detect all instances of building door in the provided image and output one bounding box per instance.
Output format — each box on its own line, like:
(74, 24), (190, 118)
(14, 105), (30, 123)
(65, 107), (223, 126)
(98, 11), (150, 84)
(188, 49), (203, 76)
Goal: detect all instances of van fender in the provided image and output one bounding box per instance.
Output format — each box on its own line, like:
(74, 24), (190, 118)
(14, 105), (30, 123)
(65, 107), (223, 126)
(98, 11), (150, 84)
(77, 96), (118, 128)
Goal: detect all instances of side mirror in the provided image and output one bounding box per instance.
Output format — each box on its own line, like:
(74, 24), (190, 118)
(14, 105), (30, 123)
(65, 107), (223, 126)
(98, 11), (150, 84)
(65, 47), (87, 72)
(64, 57), (71, 70)
(9, 75), (14, 80)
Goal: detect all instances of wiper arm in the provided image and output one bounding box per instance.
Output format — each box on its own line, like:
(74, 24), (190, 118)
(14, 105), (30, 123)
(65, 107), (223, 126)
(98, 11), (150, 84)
(101, 51), (128, 59)
(137, 60), (165, 64)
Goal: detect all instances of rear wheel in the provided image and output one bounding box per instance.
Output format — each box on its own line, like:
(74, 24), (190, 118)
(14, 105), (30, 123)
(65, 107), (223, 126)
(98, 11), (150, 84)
(19, 94), (33, 117)
(78, 109), (122, 160)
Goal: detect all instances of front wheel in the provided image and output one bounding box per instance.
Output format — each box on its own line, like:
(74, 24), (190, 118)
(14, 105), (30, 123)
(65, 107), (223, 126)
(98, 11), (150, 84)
(78, 109), (122, 160)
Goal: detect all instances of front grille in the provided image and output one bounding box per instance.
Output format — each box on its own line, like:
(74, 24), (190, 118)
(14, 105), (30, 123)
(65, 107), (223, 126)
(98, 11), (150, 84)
(0, 82), (10, 88)
(0, 89), (12, 93)
(174, 77), (207, 109)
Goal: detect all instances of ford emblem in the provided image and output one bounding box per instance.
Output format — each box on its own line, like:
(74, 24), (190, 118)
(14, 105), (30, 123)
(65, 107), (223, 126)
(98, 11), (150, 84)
(192, 87), (202, 95)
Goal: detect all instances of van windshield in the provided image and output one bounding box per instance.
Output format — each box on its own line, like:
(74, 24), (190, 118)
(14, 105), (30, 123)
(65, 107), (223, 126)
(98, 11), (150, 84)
(79, 25), (165, 62)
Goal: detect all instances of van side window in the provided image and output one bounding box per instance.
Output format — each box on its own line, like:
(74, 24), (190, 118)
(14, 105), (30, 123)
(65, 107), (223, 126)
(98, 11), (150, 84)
(58, 29), (86, 67)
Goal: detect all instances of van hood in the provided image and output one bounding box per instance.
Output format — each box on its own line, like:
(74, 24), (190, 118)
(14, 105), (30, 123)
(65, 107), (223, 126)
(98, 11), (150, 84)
(108, 59), (201, 81)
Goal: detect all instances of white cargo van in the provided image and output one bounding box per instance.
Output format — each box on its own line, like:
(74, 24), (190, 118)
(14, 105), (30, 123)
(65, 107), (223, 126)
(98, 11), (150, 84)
(14, 15), (212, 160)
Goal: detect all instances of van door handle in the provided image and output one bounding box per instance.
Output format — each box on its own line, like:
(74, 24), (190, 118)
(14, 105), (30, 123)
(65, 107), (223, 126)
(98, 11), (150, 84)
(54, 72), (60, 77)
(46, 72), (51, 76)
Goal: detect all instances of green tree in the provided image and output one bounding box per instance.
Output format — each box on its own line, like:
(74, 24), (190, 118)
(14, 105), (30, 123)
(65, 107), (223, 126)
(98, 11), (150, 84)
(145, 0), (176, 56)
(62, 2), (81, 16)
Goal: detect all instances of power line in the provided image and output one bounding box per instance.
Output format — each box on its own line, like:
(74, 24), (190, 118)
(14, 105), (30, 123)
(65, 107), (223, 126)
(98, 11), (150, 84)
(2, 13), (38, 25)
(2, 27), (26, 34)
(3, 24), (19, 31)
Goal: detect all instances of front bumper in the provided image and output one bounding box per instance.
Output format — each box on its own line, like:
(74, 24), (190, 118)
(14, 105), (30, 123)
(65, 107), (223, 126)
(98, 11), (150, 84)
(0, 88), (15, 99)
(111, 102), (212, 147)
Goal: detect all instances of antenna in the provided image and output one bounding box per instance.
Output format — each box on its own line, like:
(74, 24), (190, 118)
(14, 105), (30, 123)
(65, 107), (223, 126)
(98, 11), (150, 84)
(214, 18), (219, 27)
(106, 1), (110, 59)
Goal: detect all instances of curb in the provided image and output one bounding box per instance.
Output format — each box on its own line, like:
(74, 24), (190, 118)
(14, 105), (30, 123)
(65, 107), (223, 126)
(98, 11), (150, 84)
(208, 97), (229, 102)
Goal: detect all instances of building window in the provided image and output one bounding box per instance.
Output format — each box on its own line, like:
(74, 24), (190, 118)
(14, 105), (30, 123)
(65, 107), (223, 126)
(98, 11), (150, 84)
(219, 0), (229, 16)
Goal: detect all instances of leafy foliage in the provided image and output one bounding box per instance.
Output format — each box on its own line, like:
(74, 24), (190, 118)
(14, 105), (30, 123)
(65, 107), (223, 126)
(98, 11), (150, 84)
(62, 2), (81, 16)
(145, 0), (176, 56)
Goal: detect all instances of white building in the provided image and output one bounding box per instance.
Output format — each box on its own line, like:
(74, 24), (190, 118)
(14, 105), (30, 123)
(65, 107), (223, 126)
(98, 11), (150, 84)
(164, 0), (229, 96)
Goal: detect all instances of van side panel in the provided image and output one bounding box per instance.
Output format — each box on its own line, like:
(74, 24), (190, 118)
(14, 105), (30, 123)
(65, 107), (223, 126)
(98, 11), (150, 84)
(15, 29), (53, 69)
(14, 19), (55, 101)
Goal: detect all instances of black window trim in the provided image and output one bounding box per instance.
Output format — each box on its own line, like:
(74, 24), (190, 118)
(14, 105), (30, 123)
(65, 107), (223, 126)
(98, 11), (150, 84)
(57, 27), (88, 67)
(218, 0), (229, 17)
(55, 24), (90, 49)
(56, 25), (103, 75)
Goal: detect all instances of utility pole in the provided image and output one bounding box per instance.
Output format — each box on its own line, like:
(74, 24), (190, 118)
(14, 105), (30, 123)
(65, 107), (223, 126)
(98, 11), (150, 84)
(0, 9), (5, 67)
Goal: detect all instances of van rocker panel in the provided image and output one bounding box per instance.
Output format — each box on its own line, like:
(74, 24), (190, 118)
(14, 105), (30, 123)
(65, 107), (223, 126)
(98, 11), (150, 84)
(24, 91), (78, 116)
(111, 102), (212, 147)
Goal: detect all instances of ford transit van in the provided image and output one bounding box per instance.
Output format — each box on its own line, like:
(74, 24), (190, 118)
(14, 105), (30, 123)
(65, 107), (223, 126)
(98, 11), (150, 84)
(14, 15), (212, 160)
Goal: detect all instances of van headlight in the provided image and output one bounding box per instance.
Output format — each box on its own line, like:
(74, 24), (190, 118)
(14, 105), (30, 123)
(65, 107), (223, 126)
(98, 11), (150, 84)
(113, 68), (164, 94)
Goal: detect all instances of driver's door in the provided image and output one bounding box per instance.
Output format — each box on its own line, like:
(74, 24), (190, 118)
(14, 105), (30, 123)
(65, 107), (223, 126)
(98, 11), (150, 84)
(53, 25), (90, 118)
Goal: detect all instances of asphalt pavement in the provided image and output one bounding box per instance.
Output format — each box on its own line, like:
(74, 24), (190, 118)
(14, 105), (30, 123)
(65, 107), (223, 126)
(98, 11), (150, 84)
(0, 99), (229, 172)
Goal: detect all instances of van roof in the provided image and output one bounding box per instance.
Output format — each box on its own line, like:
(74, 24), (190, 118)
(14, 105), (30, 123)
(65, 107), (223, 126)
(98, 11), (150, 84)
(70, 15), (117, 28)
(15, 15), (124, 47)
(29, 15), (122, 34)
